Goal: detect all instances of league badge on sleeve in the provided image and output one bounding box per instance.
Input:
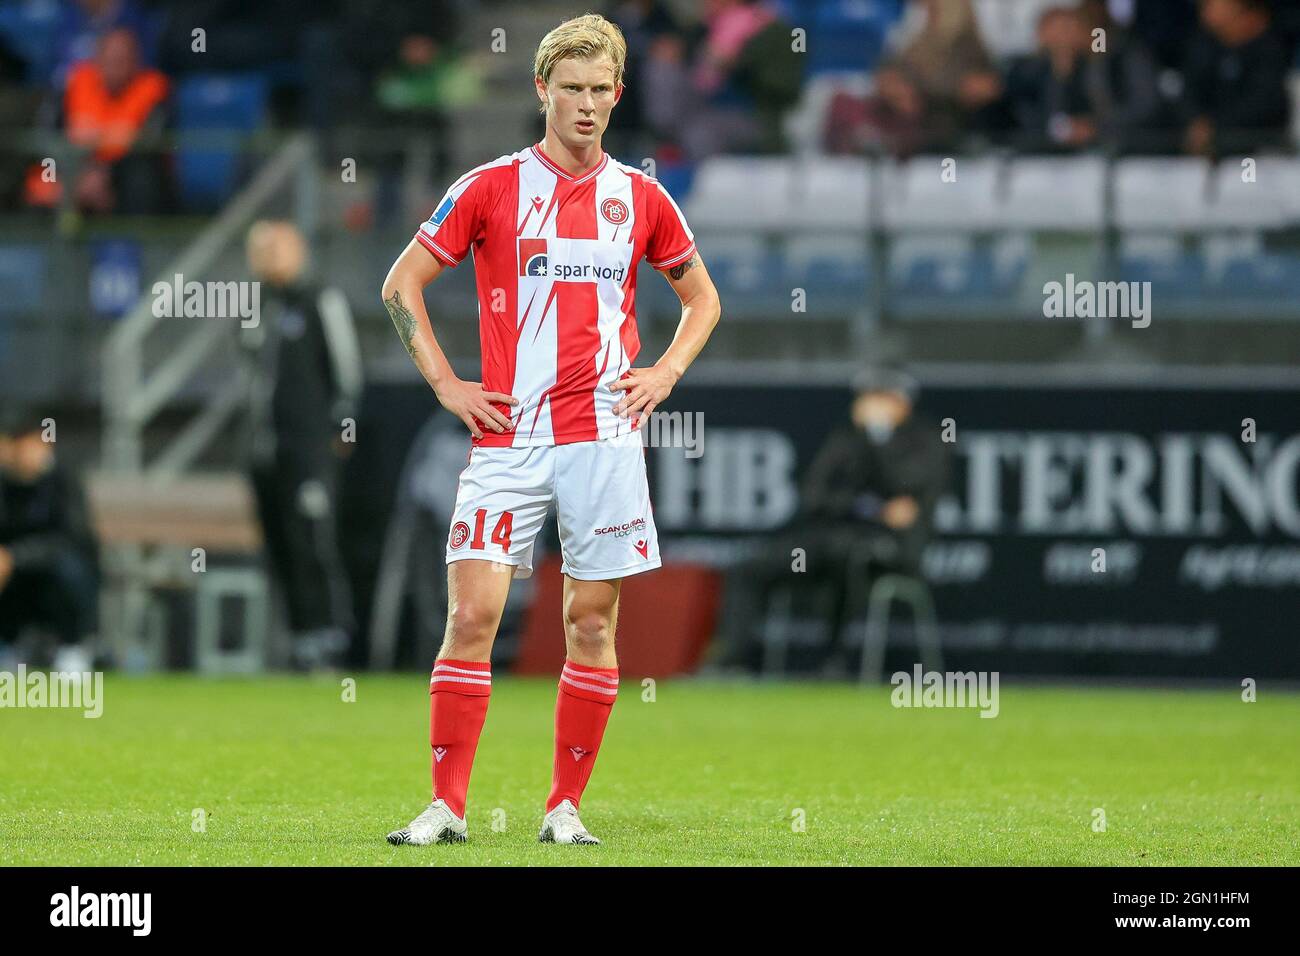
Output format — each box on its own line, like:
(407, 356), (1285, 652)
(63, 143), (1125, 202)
(430, 194), (456, 227)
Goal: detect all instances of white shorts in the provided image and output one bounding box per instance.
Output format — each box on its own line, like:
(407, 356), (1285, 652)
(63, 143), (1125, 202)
(444, 431), (661, 581)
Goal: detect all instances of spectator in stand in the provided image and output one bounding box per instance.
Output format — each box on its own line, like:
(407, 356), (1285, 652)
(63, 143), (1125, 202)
(54, 0), (157, 88)
(606, 0), (682, 158)
(1182, 0), (1291, 157)
(1076, 0), (1165, 152)
(824, 65), (929, 157)
(317, 0), (463, 127)
(876, 0), (1005, 152)
(640, 31), (694, 157)
(1005, 4), (1163, 153)
(1005, 7), (1098, 152)
(35, 27), (171, 214)
(681, 0), (804, 158)
(306, 0), (465, 225)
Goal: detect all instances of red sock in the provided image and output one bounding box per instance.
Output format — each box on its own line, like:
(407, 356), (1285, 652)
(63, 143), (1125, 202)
(429, 659), (491, 819)
(547, 660), (618, 812)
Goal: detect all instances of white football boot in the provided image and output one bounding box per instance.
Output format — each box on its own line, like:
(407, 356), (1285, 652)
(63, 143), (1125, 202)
(386, 799), (468, 845)
(538, 799), (600, 845)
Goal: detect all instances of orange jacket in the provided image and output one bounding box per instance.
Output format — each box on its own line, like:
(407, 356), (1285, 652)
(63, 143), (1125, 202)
(64, 60), (169, 163)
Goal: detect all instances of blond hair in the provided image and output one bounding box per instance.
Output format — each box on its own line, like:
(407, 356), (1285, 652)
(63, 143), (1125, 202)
(534, 13), (627, 89)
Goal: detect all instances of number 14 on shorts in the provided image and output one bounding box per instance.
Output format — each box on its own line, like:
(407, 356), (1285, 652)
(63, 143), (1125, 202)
(450, 509), (513, 553)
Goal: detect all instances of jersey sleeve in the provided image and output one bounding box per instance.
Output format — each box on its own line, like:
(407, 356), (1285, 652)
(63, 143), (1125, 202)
(415, 171), (492, 267)
(644, 178), (697, 271)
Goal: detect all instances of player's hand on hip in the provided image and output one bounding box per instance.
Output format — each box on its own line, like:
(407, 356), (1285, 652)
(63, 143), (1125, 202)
(435, 377), (518, 439)
(610, 362), (678, 420)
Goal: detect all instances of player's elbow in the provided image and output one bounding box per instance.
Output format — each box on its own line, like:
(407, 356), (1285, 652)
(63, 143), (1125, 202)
(694, 286), (722, 327)
(380, 271), (398, 305)
(380, 266), (407, 305)
(380, 274), (417, 311)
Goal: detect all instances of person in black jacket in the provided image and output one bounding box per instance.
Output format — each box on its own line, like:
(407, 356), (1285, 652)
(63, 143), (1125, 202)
(1004, 5), (1164, 154)
(243, 220), (363, 670)
(0, 408), (99, 669)
(1182, 0), (1291, 156)
(717, 365), (950, 673)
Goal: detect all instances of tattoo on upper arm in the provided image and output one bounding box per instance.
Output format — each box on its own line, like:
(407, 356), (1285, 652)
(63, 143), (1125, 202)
(668, 255), (700, 281)
(384, 289), (418, 358)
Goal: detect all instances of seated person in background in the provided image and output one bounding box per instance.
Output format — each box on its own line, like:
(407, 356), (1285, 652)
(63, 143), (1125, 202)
(824, 65), (930, 157)
(30, 26), (171, 214)
(1182, 0), (1290, 157)
(1004, 6), (1101, 152)
(717, 365), (950, 674)
(877, 0), (1005, 153)
(681, 0), (805, 157)
(54, 0), (158, 88)
(1075, 0), (1165, 153)
(0, 408), (100, 672)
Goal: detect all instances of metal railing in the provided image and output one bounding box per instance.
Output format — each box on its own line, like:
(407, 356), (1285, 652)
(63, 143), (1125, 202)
(100, 132), (317, 476)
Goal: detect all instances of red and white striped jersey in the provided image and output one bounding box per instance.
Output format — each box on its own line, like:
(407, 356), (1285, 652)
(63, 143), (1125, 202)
(415, 143), (696, 447)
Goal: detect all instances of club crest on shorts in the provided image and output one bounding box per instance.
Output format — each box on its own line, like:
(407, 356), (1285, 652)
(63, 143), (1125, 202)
(601, 198), (629, 225)
(449, 521), (471, 549)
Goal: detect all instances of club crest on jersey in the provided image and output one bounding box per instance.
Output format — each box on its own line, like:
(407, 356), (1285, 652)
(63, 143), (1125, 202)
(430, 194), (456, 227)
(519, 238), (548, 277)
(449, 521), (471, 549)
(601, 198), (629, 225)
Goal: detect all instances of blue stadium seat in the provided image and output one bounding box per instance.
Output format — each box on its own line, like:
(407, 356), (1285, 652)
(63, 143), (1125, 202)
(174, 73), (269, 211)
(806, 0), (903, 74)
(0, 245), (46, 315)
(0, 0), (61, 83)
(1118, 250), (1205, 301)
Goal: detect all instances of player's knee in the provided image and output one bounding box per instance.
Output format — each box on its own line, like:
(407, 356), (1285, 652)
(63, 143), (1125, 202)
(444, 599), (499, 650)
(564, 606), (615, 655)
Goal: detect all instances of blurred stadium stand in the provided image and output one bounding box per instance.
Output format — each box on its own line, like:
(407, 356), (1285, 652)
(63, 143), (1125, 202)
(2, 0), (1300, 673)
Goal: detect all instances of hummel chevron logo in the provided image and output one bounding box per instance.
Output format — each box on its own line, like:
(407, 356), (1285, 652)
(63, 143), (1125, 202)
(569, 746), (590, 762)
(433, 746), (448, 763)
(634, 539), (648, 559)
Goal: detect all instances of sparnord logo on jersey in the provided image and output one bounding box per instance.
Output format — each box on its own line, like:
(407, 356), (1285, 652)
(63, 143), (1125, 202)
(50, 886), (151, 936)
(517, 238), (627, 282)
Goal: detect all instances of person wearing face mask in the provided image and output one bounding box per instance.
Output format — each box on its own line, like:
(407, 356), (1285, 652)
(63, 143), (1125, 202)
(0, 407), (100, 672)
(716, 364), (950, 674)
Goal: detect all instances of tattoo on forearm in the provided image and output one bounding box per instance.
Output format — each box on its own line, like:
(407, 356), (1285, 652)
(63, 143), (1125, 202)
(384, 290), (419, 358)
(668, 255), (699, 281)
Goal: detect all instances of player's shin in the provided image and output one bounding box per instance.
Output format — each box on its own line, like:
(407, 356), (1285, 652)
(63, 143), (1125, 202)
(429, 660), (492, 819)
(547, 660), (619, 812)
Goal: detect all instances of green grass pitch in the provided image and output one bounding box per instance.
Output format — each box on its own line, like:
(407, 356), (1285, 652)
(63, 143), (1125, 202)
(1, 675), (1296, 865)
